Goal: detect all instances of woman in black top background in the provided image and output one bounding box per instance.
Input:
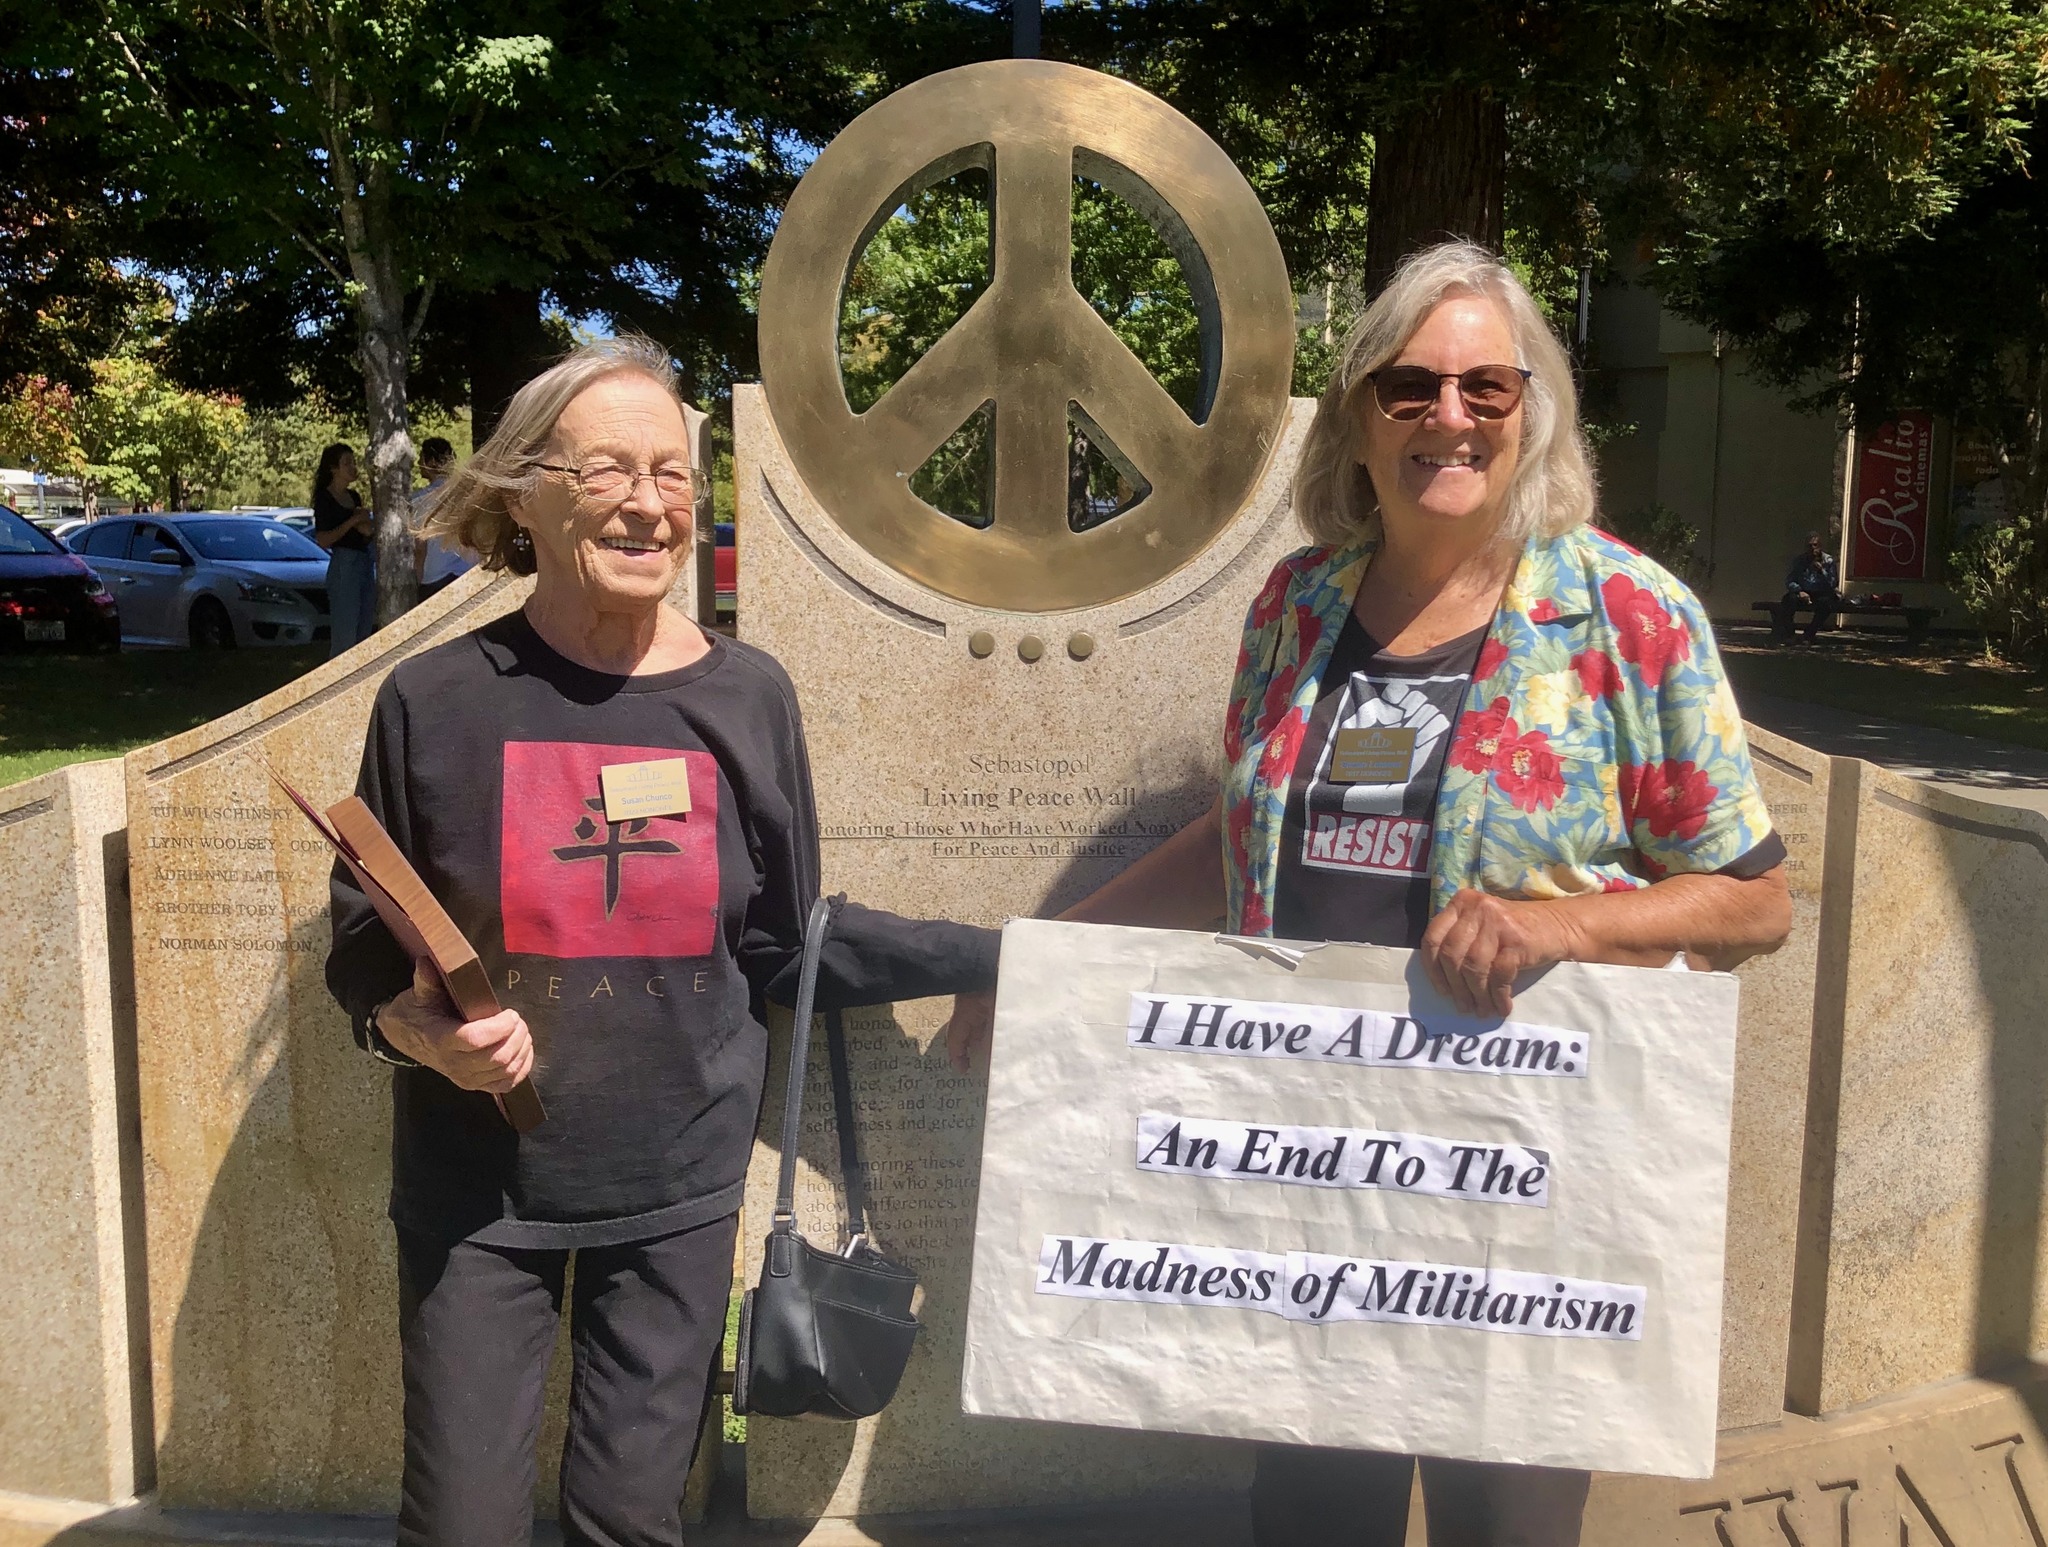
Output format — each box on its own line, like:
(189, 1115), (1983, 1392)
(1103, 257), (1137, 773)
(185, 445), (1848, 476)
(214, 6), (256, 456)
(310, 441), (375, 656)
(327, 338), (996, 1547)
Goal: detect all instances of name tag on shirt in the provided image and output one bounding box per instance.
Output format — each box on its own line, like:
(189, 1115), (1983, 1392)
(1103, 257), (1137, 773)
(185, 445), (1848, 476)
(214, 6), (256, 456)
(1331, 727), (1416, 784)
(600, 757), (694, 822)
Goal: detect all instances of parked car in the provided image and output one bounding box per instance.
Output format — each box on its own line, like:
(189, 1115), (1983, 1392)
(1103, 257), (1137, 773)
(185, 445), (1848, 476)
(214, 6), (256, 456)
(47, 518), (88, 546)
(715, 521), (736, 619)
(67, 512), (330, 648)
(235, 505), (317, 537)
(0, 504), (121, 650)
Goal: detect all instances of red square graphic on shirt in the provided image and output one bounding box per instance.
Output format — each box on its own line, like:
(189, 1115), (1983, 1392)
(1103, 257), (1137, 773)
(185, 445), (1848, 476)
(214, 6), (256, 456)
(500, 741), (719, 959)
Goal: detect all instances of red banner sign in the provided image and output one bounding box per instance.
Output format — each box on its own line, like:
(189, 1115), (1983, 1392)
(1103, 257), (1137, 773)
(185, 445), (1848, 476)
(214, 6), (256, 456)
(1849, 412), (1934, 581)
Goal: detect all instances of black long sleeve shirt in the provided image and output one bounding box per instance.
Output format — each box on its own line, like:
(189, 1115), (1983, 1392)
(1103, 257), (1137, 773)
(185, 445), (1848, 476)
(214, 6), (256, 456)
(326, 611), (999, 1247)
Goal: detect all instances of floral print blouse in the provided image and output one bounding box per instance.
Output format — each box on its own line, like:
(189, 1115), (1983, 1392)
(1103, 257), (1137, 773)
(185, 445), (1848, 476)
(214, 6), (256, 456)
(1221, 523), (1777, 937)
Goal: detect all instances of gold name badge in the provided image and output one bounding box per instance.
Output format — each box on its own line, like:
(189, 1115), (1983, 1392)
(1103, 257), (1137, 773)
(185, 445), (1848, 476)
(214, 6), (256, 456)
(1331, 727), (1417, 784)
(600, 758), (694, 822)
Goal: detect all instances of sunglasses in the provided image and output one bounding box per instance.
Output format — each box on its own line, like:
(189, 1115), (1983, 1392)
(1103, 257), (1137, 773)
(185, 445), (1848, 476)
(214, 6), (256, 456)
(1365, 365), (1532, 422)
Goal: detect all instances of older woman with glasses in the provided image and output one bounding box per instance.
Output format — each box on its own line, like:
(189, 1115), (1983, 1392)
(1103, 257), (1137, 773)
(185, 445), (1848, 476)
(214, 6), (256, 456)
(327, 337), (999, 1547)
(950, 242), (1791, 1545)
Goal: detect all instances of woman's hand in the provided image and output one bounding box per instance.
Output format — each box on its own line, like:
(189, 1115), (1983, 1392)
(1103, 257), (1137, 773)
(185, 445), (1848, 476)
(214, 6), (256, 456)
(376, 959), (535, 1093)
(943, 988), (996, 1073)
(1419, 889), (1579, 1018)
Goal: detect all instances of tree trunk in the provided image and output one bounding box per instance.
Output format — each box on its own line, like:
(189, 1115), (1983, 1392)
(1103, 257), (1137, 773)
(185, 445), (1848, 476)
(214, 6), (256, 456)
(358, 274), (418, 629)
(329, 104), (419, 631)
(464, 286), (553, 443)
(1363, 87), (1509, 297)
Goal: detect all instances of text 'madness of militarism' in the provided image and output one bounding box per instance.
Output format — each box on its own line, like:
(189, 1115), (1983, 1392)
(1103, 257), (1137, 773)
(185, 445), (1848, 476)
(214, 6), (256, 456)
(1028, 990), (1643, 1341)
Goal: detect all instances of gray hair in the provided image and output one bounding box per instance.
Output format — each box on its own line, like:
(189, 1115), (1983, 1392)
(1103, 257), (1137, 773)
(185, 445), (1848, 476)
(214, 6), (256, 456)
(416, 334), (692, 576)
(1293, 241), (1597, 550)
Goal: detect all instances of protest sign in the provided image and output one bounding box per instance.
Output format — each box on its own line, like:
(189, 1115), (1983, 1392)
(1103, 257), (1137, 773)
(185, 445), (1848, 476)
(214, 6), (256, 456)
(960, 921), (1739, 1478)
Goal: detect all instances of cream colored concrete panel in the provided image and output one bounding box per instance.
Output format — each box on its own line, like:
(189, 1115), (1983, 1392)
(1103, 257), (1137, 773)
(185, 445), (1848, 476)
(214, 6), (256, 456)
(733, 384), (1304, 1519)
(1805, 762), (2048, 1414)
(0, 760), (143, 1502)
(1653, 356), (1721, 559)
(1694, 376), (1840, 618)
(129, 570), (533, 1510)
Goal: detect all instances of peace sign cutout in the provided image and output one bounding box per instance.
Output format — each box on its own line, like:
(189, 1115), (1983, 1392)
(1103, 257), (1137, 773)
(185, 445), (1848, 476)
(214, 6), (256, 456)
(760, 61), (1295, 614)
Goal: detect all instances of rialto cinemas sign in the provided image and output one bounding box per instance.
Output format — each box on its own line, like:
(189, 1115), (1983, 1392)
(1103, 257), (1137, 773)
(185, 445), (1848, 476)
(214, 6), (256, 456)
(1849, 410), (1935, 581)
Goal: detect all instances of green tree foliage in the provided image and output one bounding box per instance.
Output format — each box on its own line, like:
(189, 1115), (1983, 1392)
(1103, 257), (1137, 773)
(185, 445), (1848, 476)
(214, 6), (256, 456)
(0, 21), (145, 391)
(1626, 14), (2048, 660)
(59, 0), (890, 623)
(0, 355), (249, 517)
(1051, 0), (2046, 306)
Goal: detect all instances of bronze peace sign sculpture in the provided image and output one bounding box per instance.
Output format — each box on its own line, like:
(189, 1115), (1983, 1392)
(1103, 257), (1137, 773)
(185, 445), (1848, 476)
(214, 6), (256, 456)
(759, 60), (1295, 614)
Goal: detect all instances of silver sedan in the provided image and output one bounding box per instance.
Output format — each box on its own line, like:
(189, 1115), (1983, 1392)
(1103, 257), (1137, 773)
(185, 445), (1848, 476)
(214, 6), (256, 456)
(65, 512), (332, 648)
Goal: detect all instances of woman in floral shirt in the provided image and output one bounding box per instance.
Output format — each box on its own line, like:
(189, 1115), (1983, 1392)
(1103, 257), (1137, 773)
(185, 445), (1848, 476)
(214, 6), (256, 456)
(952, 242), (1788, 1545)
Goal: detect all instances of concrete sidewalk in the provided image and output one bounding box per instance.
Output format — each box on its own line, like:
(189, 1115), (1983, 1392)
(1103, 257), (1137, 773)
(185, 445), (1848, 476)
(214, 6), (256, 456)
(1742, 690), (2048, 816)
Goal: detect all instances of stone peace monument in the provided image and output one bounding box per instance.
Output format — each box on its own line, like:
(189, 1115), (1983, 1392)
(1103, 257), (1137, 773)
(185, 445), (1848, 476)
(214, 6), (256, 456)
(9, 52), (2048, 1547)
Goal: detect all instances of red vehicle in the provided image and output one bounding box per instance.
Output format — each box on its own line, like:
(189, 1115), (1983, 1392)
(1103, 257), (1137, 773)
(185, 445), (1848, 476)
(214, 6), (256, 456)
(714, 521), (736, 621)
(0, 505), (121, 650)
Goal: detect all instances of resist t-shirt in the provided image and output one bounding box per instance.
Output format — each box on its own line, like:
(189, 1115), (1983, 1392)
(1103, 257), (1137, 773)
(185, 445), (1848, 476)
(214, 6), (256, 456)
(1273, 613), (1488, 949)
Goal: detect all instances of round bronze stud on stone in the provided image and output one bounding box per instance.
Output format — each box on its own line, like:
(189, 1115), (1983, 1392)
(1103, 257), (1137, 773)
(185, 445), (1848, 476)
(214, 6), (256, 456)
(968, 630), (996, 658)
(1018, 635), (1046, 663)
(758, 60), (1294, 613)
(1067, 632), (1095, 660)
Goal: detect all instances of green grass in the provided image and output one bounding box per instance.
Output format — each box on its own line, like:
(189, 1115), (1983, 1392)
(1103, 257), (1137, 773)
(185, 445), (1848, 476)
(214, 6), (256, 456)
(723, 1290), (745, 1444)
(0, 645), (326, 790)
(1720, 630), (2048, 751)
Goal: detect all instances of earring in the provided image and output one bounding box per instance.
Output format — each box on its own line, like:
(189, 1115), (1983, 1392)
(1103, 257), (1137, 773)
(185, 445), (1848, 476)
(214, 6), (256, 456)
(511, 528), (533, 556)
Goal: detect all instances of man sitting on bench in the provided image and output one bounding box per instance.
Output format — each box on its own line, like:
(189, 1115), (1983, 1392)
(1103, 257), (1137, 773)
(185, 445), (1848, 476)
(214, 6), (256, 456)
(1775, 532), (1840, 642)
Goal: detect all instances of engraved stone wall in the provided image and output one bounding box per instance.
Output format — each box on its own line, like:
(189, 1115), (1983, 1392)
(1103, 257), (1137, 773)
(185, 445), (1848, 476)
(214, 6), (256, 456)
(735, 384), (1313, 1519)
(0, 759), (145, 1502)
(126, 571), (534, 1509)
(1583, 1362), (2048, 1544)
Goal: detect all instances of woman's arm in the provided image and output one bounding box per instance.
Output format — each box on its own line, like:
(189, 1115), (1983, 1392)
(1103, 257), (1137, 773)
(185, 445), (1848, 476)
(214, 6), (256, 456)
(1421, 866), (1792, 1017)
(944, 796), (1226, 1068)
(1058, 796), (1226, 929)
(326, 677), (533, 1088)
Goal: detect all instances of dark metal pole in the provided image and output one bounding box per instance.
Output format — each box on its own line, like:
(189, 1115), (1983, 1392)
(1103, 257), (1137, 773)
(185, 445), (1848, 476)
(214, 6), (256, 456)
(1014, 0), (1041, 58)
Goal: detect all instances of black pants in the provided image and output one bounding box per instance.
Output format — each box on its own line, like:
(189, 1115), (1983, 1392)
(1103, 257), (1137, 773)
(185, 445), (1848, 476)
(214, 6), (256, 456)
(1775, 586), (1838, 639)
(1252, 1444), (1589, 1547)
(395, 1213), (738, 1547)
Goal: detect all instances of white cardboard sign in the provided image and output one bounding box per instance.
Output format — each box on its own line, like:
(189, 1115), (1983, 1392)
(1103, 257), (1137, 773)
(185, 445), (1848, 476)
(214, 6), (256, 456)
(960, 920), (1740, 1478)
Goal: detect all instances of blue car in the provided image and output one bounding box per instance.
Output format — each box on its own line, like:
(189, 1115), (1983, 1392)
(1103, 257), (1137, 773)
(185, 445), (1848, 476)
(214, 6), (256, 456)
(66, 512), (332, 648)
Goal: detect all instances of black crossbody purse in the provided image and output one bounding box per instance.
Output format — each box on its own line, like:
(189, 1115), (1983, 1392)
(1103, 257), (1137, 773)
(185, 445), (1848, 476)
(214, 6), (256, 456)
(733, 897), (920, 1420)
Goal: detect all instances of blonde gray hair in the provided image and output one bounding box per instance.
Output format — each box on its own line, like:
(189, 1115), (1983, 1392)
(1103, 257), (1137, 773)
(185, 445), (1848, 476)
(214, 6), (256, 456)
(416, 334), (694, 576)
(1294, 241), (1596, 549)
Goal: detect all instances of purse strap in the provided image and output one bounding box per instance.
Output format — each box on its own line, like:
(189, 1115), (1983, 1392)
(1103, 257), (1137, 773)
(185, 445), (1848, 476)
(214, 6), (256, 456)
(825, 1008), (871, 1247)
(771, 897), (871, 1251)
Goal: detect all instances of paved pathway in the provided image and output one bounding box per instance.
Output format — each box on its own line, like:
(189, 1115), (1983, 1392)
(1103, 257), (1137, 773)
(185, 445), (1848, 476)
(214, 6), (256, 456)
(1741, 691), (2048, 816)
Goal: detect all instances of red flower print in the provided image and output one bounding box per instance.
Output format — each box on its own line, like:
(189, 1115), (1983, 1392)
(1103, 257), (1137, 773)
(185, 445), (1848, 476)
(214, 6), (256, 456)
(1474, 637), (1509, 684)
(1240, 891), (1272, 935)
(1260, 707), (1309, 781)
(1451, 698), (1517, 775)
(1248, 567), (1290, 629)
(1601, 573), (1690, 679)
(1528, 597), (1560, 623)
(1571, 648), (1623, 699)
(1600, 874), (1641, 894)
(1618, 760), (1718, 841)
(1494, 729), (1565, 812)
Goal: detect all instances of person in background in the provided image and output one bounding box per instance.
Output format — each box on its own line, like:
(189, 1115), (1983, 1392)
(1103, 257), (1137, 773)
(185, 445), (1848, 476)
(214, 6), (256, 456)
(414, 436), (476, 600)
(313, 442), (377, 655)
(949, 241), (1791, 1547)
(1775, 531), (1839, 644)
